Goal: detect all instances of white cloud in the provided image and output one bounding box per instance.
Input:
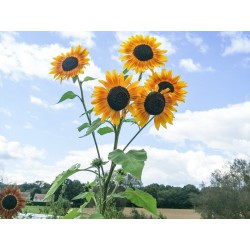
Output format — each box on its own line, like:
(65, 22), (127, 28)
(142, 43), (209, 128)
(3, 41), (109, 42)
(179, 58), (201, 72)
(50, 102), (74, 110)
(0, 135), (45, 160)
(0, 136), (232, 186)
(0, 32), (67, 81)
(0, 32), (104, 84)
(149, 102), (250, 158)
(30, 96), (48, 108)
(73, 120), (81, 125)
(221, 32), (250, 56)
(186, 32), (208, 53)
(4, 124), (11, 130)
(30, 95), (74, 110)
(142, 147), (226, 186)
(24, 122), (33, 129)
(58, 31), (95, 48)
(0, 107), (12, 116)
(179, 58), (214, 72)
(31, 85), (41, 91)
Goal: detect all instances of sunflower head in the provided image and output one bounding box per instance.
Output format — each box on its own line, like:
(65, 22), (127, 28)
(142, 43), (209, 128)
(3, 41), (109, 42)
(144, 69), (187, 105)
(131, 75), (178, 130)
(50, 45), (90, 82)
(91, 70), (141, 126)
(0, 186), (25, 219)
(119, 34), (167, 73)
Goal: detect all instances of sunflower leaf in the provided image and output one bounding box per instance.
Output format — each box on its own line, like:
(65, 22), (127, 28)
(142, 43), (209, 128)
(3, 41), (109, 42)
(89, 213), (104, 219)
(84, 76), (96, 82)
(44, 163), (81, 200)
(108, 149), (147, 180)
(63, 209), (79, 219)
(80, 108), (93, 117)
(83, 118), (102, 137)
(72, 75), (79, 83)
(97, 126), (114, 135)
(57, 91), (77, 104)
(123, 68), (129, 74)
(123, 118), (136, 123)
(125, 188), (158, 217)
(72, 191), (94, 201)
(77, 122), (90, 132)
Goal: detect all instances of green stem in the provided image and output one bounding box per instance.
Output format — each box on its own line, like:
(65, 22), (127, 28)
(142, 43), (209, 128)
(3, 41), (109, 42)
(123, 116), (154, 152)
(78, 81), (104, 176)
(101, 121), (122, 215)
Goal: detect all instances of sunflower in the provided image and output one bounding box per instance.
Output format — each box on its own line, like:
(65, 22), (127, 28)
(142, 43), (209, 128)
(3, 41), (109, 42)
(144, 69), (187, 105)
(50, 45), (90, 81)
(91, 70), (141, 126)
(131, 80), (177, 130)
(119, 35), (167, 73)
(0, 186), (25, 219)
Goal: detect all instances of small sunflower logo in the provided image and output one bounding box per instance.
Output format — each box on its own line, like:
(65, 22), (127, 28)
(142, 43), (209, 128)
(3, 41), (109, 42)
(119, 34), (167, 73)
(91, 70), (141, 126)
(0, 186), (25, 219)
(50, 45), (90, 81)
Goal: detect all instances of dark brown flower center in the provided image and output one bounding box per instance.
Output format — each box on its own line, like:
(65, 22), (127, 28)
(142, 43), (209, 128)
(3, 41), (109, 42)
(62, 56), (79, 71)
(107, 86), (130, 111)
(133, 44), (153, 61)
(144, 91), (165, 115)
(2, 195), (17, 210)
(158, 81), (174, 93)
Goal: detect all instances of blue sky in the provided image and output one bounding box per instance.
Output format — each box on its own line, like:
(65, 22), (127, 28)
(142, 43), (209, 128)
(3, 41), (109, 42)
(0, 31), (250, 186)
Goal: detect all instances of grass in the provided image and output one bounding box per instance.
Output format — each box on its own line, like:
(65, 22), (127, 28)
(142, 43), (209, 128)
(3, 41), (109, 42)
(22, 205), (53, 215)
(23, 206), (201, 219)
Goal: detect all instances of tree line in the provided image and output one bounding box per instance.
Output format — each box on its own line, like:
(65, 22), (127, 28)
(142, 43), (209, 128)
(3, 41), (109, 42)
(0, 179), (200, 209)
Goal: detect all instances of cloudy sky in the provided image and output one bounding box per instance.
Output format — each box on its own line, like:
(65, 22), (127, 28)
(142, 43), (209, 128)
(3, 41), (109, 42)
(0, 31), (249, 187)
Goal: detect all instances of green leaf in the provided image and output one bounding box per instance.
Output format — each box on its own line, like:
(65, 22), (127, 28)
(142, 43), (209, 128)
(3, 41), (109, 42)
(111, 193), (126, 199)
(72, 75), (78, 83)
(63, 209), (79, 219)
(83, 76), (96, 82)
(125, 188), (158, 217)
(124, 75), (129, 80)
(44, 163), (81, 200)
(123, 68), (129, 74)
(57, 91), (77, 104)
(77, 123), (90, 132)
(97, 126), (114, 135)
(89, 213), (104, 219)
(82, 118), (102, 137)
(108, 149), (125, 164)
(108, 149), (147, 180)
(72, 191), (94, 202)
(123, 118), (136, 123)
(80, 108), (93, 117)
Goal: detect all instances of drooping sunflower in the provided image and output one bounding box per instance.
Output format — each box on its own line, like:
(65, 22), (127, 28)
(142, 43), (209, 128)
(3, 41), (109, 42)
(91, 70), (141, 126)
(119, 35), (167, 73)
(50, 45), (89, 81)
(144, 69), (187, 106)
(131, 80), (177, 130)
(0, 186), (25, 219)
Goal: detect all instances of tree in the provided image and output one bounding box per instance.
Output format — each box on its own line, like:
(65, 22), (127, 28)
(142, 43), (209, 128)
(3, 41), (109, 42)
(193, 159), (250, 218)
